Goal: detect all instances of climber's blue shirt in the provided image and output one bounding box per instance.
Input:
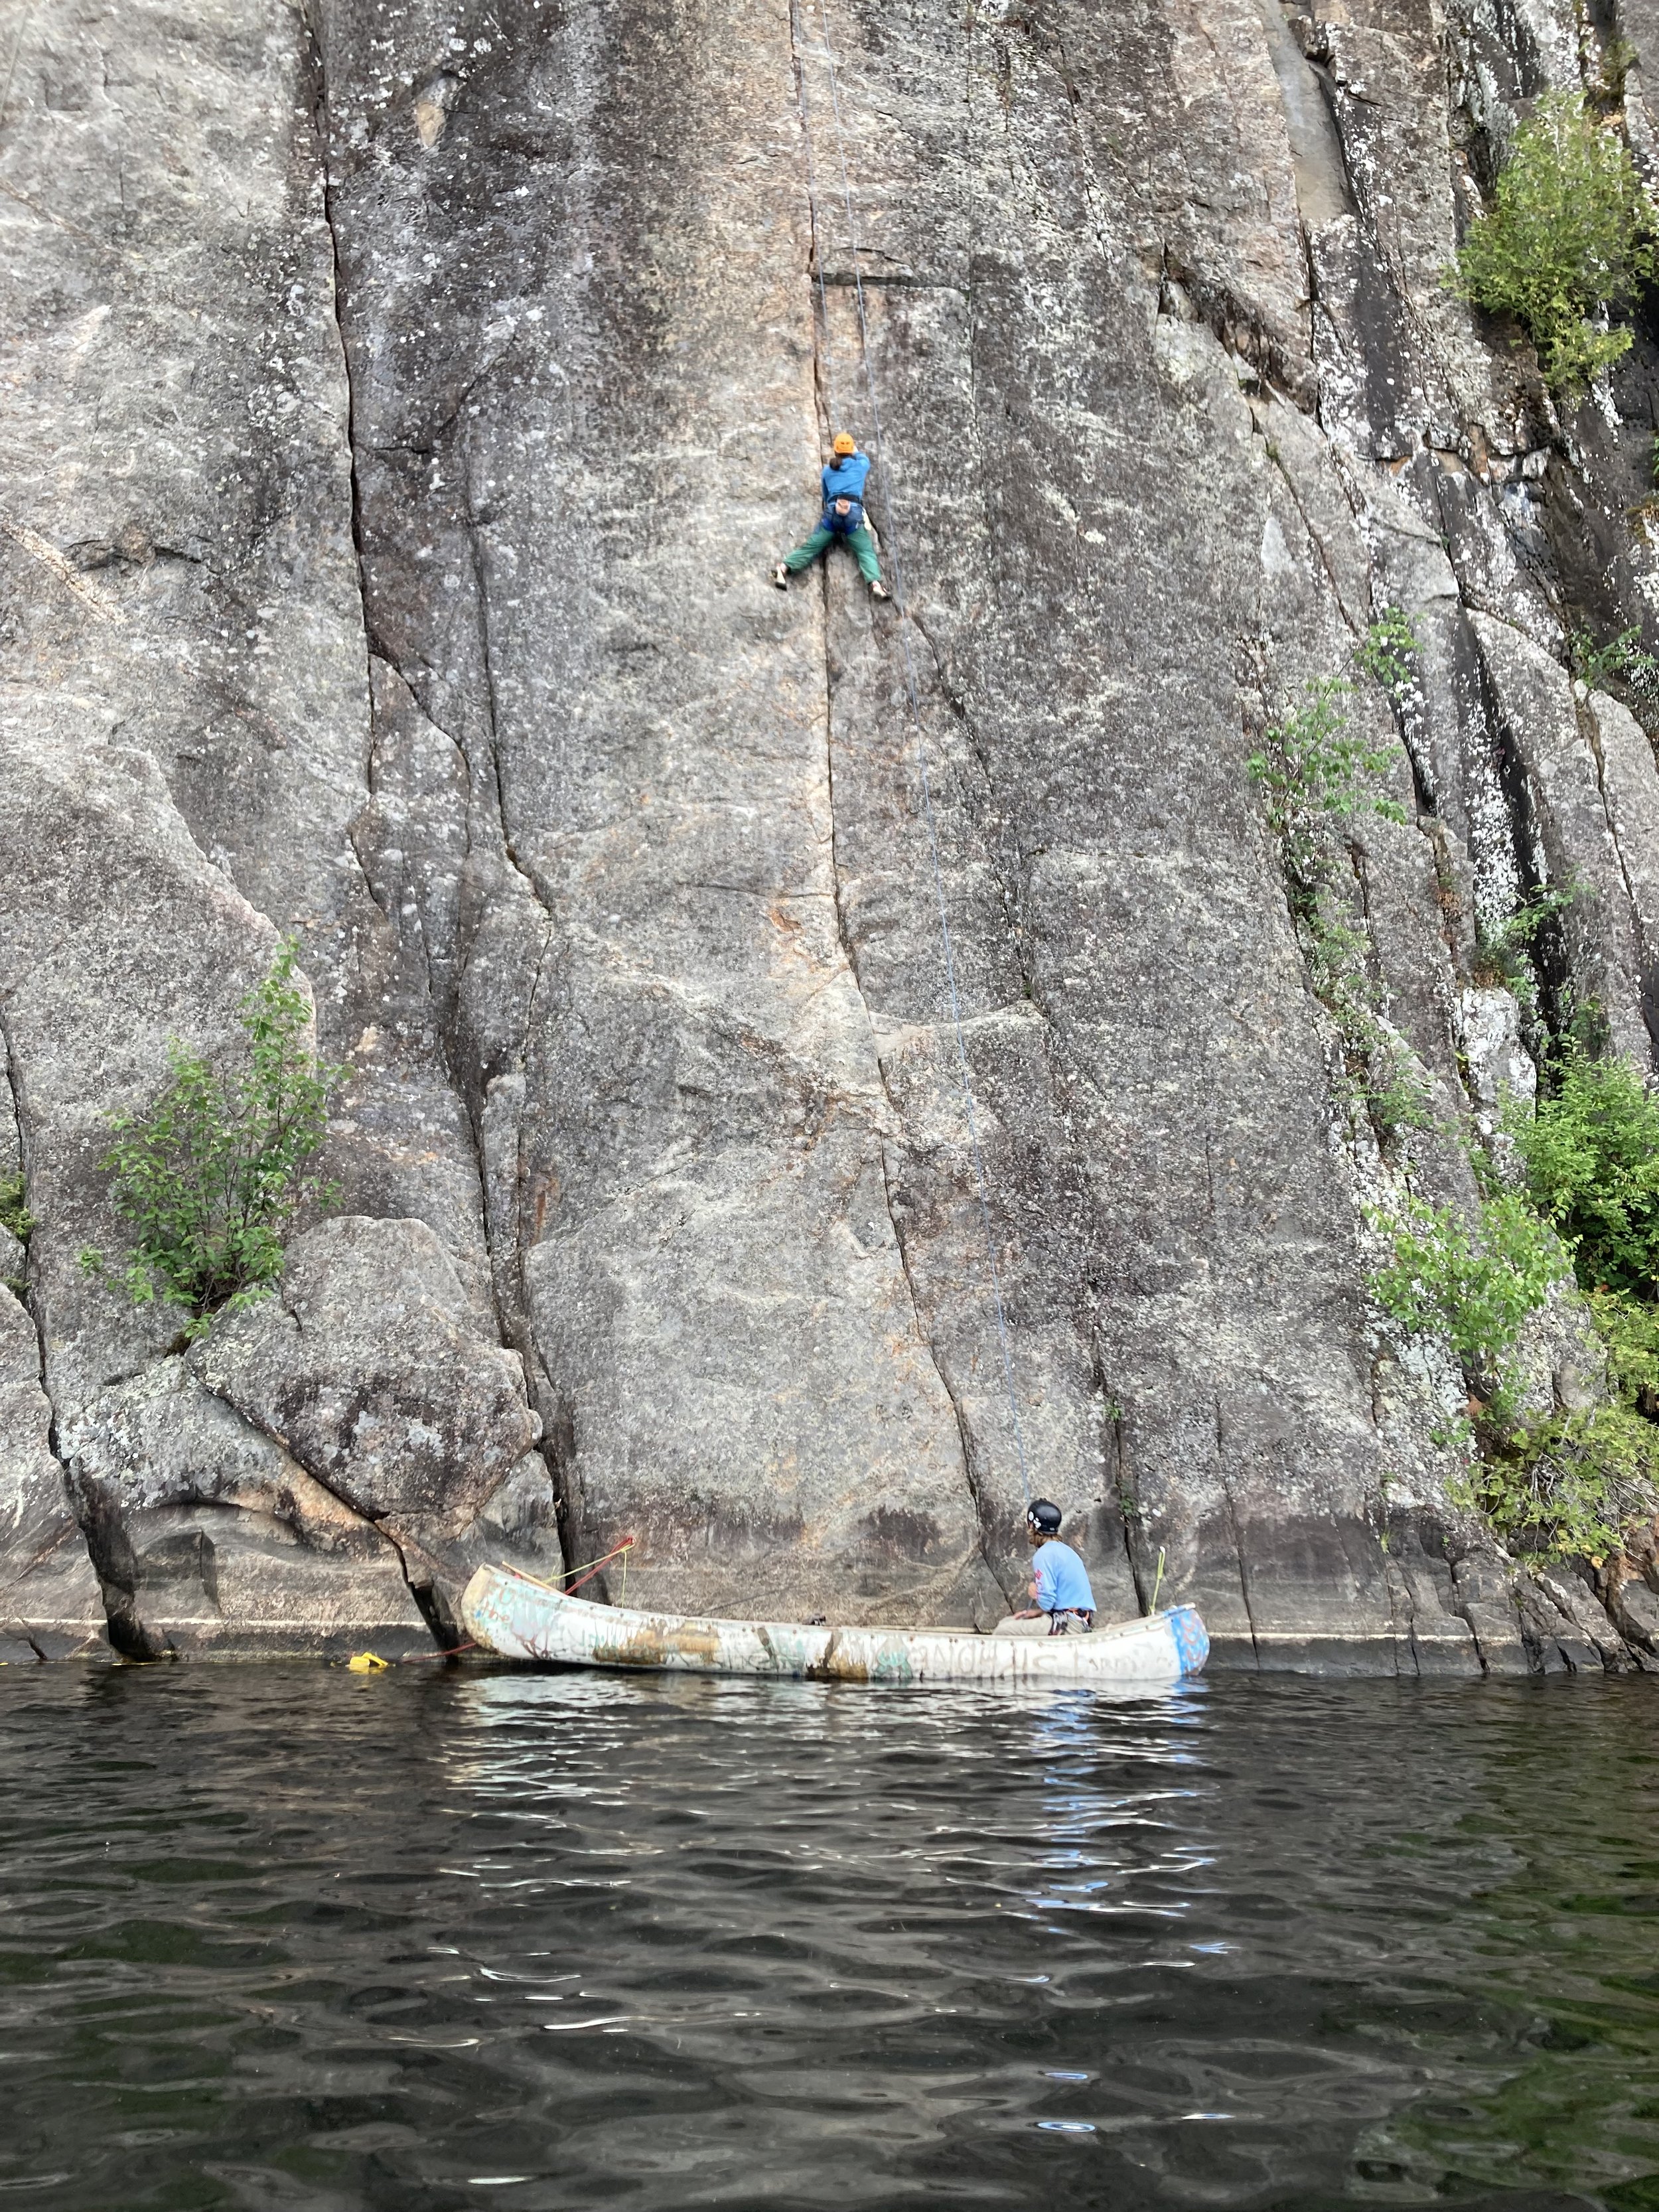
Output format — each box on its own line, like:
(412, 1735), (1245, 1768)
(820, 451), (871, 503)
(1033, 1540), (1095, 1615)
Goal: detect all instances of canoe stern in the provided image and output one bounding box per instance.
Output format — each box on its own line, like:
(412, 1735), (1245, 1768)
(1168, 1603), (1210, 1676)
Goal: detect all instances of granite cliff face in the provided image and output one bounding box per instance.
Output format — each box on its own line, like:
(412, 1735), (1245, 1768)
(6, 0), (1659, 1670)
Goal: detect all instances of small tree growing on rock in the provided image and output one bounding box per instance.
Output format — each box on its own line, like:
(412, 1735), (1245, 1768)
(1450, 90), (1655, 397)
(81, 944), (341, 1336)
(1368, 1042), (1659, 1560)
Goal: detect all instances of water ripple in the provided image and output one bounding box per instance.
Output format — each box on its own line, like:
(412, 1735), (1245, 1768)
(0, 1668), (1655, 2208)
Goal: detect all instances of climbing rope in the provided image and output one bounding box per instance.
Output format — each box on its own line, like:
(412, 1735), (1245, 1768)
(510, 1535), (638, 1599)
(794, 0), (1033, 1506)
(563, 1536), (635, 1598)
(792, 1), (843, 441)
(344, 1539), (637, 1673)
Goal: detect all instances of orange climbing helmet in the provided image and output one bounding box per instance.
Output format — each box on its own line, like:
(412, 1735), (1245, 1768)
(831, 432), (857, 456)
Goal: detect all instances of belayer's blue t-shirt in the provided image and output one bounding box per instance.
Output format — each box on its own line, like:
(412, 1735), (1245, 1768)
(821, 451), (871, 503)
(1033, 1539), (1095, 1615)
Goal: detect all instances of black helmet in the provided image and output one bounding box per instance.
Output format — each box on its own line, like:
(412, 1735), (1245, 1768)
(1026, 1498), (1062, 1536)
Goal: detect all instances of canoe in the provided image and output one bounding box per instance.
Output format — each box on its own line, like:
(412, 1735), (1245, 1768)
(460, 1564), (1210, 1686)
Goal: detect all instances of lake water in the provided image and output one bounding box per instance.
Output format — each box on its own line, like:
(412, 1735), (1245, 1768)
(1, 1666), (1657, 2210)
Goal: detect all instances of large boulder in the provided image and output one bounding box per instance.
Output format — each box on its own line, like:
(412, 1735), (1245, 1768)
(62, 1354), (433, 1662)
(194, 1217), (559, 1638)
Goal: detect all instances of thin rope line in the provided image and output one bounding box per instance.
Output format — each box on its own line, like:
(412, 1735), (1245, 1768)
(804, 0), (1032, 1505)
(790, 0), (841, 435)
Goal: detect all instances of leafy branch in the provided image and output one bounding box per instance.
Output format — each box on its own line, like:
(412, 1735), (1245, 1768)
(1470, 879), (1579, 1011)
(1251, 615), (1426, 1143)
(1248, 673), (1408, 889)
(1368, 1182), (1566, 1393)
(80, 944), (342, 1336)
(1569, 624), (1659, 719)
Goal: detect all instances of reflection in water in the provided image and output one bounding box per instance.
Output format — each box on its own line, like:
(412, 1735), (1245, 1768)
(0, 1664), (1655, 2209)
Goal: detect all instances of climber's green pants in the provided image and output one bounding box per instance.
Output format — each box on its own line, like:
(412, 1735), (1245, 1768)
(784, 524), (882, 585)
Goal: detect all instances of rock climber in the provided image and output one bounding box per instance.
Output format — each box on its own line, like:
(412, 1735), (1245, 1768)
(772, 431), (891, 599)
(997, 1499), (1096, 1636)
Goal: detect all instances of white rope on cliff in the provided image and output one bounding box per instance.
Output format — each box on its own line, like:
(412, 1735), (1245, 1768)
(793, 0), (1033, 1507)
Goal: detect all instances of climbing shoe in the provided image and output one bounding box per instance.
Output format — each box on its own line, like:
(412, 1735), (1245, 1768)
(869, 579), (891, 601)
(771, 563), (789, 590)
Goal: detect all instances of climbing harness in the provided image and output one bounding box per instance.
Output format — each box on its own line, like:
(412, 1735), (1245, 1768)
(793, 0), (1033, 1507)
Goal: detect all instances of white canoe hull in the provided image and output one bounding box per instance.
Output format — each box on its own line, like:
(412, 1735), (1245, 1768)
(461, 1565), (1210, 1686)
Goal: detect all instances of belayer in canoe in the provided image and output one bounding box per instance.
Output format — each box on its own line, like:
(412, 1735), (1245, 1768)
(771, 431), (891, 598)
(995, 1498), (1096, 1636)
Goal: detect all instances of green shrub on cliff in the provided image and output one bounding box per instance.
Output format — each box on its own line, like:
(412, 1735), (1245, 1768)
(1475, 1291), (1659, 1559)
(1353, 606), (1418, 700)
(0, 1173), (31, 1244)
(1370, 1044), (1659, 1558)
(1252, 615), (1427, 1143)
(1465, 1399), (1650, 1560)
(1450, 91), (1655, 396)
(1368, 1183), (1566, 1386)
(1248, 620), (1411, 886)
(1469, 880), (1578, 1010)
(80, 944), (340, 1334)
(1508, 1045), (1659, 1297)
(1370, 1187), (1658, 1560)
(1569, 624), (1659, 711)
(0, 1171), (28, 1300)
